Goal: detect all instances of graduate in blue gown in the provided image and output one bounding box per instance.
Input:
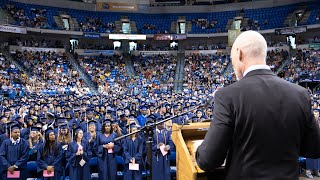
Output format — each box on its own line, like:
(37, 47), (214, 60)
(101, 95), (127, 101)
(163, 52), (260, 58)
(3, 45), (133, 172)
(0, 123), (30, 180)
(28, 126), (44, 161)
(37, 127), (63, 180)
(123, 124), (143, 180)
(94, 119), (121, 180)
(66, 127), (92, 180)
(84, 120), (99, 157)
(151, 118), (174, 180)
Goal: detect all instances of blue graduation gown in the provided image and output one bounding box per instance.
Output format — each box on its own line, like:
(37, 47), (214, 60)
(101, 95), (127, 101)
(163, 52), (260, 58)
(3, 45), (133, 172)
(137, 115), (146, 127)
(20, 128), (30, 140)
(306, 158), (320, 170)
(151, 129), (174, 180)
(123, 137), (143, 180)
(95, 132), (120, 180)
(28, 139), (44, 161)
(0, 138), (30, 180)
(66, 140), (92, 180)
(37, 142), (63, 180)
(84, 132), (100, 157)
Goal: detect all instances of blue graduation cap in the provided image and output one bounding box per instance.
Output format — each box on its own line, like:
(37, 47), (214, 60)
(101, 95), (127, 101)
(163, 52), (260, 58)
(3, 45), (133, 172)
(35, 120), (44, 127)
(45, 127), (55, 136)
(10, 123), (21, 131)
(31, 126), (41, 132)
(103, 119), (112, 125)
(88, 120), (97, 125)
(59, 122), (69, 129)
(74, 126), (82, 134)
(5, 121), (18, 131)
(126, 122), (138, 128)
(111, 121), (119, 125)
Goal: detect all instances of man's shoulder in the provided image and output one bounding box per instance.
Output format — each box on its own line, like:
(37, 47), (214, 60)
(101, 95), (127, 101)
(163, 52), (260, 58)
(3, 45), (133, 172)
(219, 76), (308, 96)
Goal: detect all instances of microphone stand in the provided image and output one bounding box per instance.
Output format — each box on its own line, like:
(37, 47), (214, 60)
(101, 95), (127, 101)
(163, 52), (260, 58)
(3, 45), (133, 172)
(114, 106), (200, 180)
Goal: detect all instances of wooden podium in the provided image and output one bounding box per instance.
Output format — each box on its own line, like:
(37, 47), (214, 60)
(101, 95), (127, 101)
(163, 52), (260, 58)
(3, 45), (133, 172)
(172, 122), (210, 180)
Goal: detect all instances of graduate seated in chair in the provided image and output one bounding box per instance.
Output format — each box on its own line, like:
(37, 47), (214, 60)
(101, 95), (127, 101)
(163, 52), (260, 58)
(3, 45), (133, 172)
(0, 122), (30, 180)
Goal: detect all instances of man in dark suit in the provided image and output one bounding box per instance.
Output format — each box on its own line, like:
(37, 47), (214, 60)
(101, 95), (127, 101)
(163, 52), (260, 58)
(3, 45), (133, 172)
(196, 30), (320, 180)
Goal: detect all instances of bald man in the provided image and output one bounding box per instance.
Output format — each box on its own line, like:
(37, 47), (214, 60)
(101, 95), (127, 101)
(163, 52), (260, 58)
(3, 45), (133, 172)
(196, 31), (320, 180)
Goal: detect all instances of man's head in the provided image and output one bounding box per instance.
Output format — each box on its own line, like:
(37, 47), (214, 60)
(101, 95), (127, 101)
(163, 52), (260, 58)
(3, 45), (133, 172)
(231, 30), (268, 80)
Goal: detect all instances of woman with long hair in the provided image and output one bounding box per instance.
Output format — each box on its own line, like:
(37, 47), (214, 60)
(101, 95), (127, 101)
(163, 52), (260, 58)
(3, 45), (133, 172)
(94, 119), (120, 180)
(28, 126), (43, 161)
(37, 127), (63, 180)
(56, 122), (72, 178)
(122, 124), (143, 180)
(66, 127), (91, 180)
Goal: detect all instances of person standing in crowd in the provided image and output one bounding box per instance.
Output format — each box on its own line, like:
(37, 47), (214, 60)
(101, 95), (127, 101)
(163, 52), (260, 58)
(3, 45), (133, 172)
(84, 120), (98, 156)
(196, 30), (320, 179)
(123, 124), (143, 180)
(95, 119), (120, 180)
(66, 127), (91, 180)
(37, 127), (63, 180)
(0, 122), (29, 180)
(306, 109), (320, 178)
(152, 118), (174, 180)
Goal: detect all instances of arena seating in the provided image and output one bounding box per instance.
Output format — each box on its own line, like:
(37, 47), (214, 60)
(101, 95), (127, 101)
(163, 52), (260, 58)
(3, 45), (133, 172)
(1, 1), (319, 34)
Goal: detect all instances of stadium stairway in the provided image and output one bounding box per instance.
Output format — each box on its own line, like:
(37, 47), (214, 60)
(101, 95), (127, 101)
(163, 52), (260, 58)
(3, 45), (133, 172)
(174, 52), (185, 93)
(2, 49), (32, 77)
(67, 52), (99, 94)
(124, 54), (136, 77)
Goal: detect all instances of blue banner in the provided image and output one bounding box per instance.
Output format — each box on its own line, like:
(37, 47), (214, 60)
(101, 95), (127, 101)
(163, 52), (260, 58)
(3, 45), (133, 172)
(83, 33), (101, 39)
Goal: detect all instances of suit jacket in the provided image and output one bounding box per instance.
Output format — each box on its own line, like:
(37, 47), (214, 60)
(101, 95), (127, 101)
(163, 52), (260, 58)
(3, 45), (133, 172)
(196, 69), (320, 180)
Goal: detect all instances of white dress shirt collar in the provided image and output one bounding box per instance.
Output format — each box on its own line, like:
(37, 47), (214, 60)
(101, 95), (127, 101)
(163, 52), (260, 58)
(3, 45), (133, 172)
(11, 137), (20, 145)
(243, 64), (271, 77)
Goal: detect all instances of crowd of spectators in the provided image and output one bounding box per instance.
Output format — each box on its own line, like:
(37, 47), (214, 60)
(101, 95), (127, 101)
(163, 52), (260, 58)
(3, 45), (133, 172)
(4, 4), (49, 28)
(135, 43), (178, 51)
(192, 18), (217, 29)
(0, 53), (27, 98)
(11, 50), (89, 95)
(132, 54), (177, 93)
(143, 24), (157, 30)
(9, 37), (63, 48)
(279, 49), (320, 82)
(184, 53), (230, 91)
(267, 49), (289, 71)
(79, 16), (115, 33)
(186, 43), (227, 50)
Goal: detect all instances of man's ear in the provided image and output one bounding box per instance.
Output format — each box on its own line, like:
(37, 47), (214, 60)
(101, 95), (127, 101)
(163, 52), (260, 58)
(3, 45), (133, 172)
(238, 48), (244, 62)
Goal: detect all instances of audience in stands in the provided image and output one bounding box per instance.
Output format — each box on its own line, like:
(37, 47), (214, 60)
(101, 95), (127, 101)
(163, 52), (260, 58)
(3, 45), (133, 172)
(9, 38), (63, 48)
(11, 50), (89, 95)
(184, 53), (229, 91)
(79, 16), (114, 33)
